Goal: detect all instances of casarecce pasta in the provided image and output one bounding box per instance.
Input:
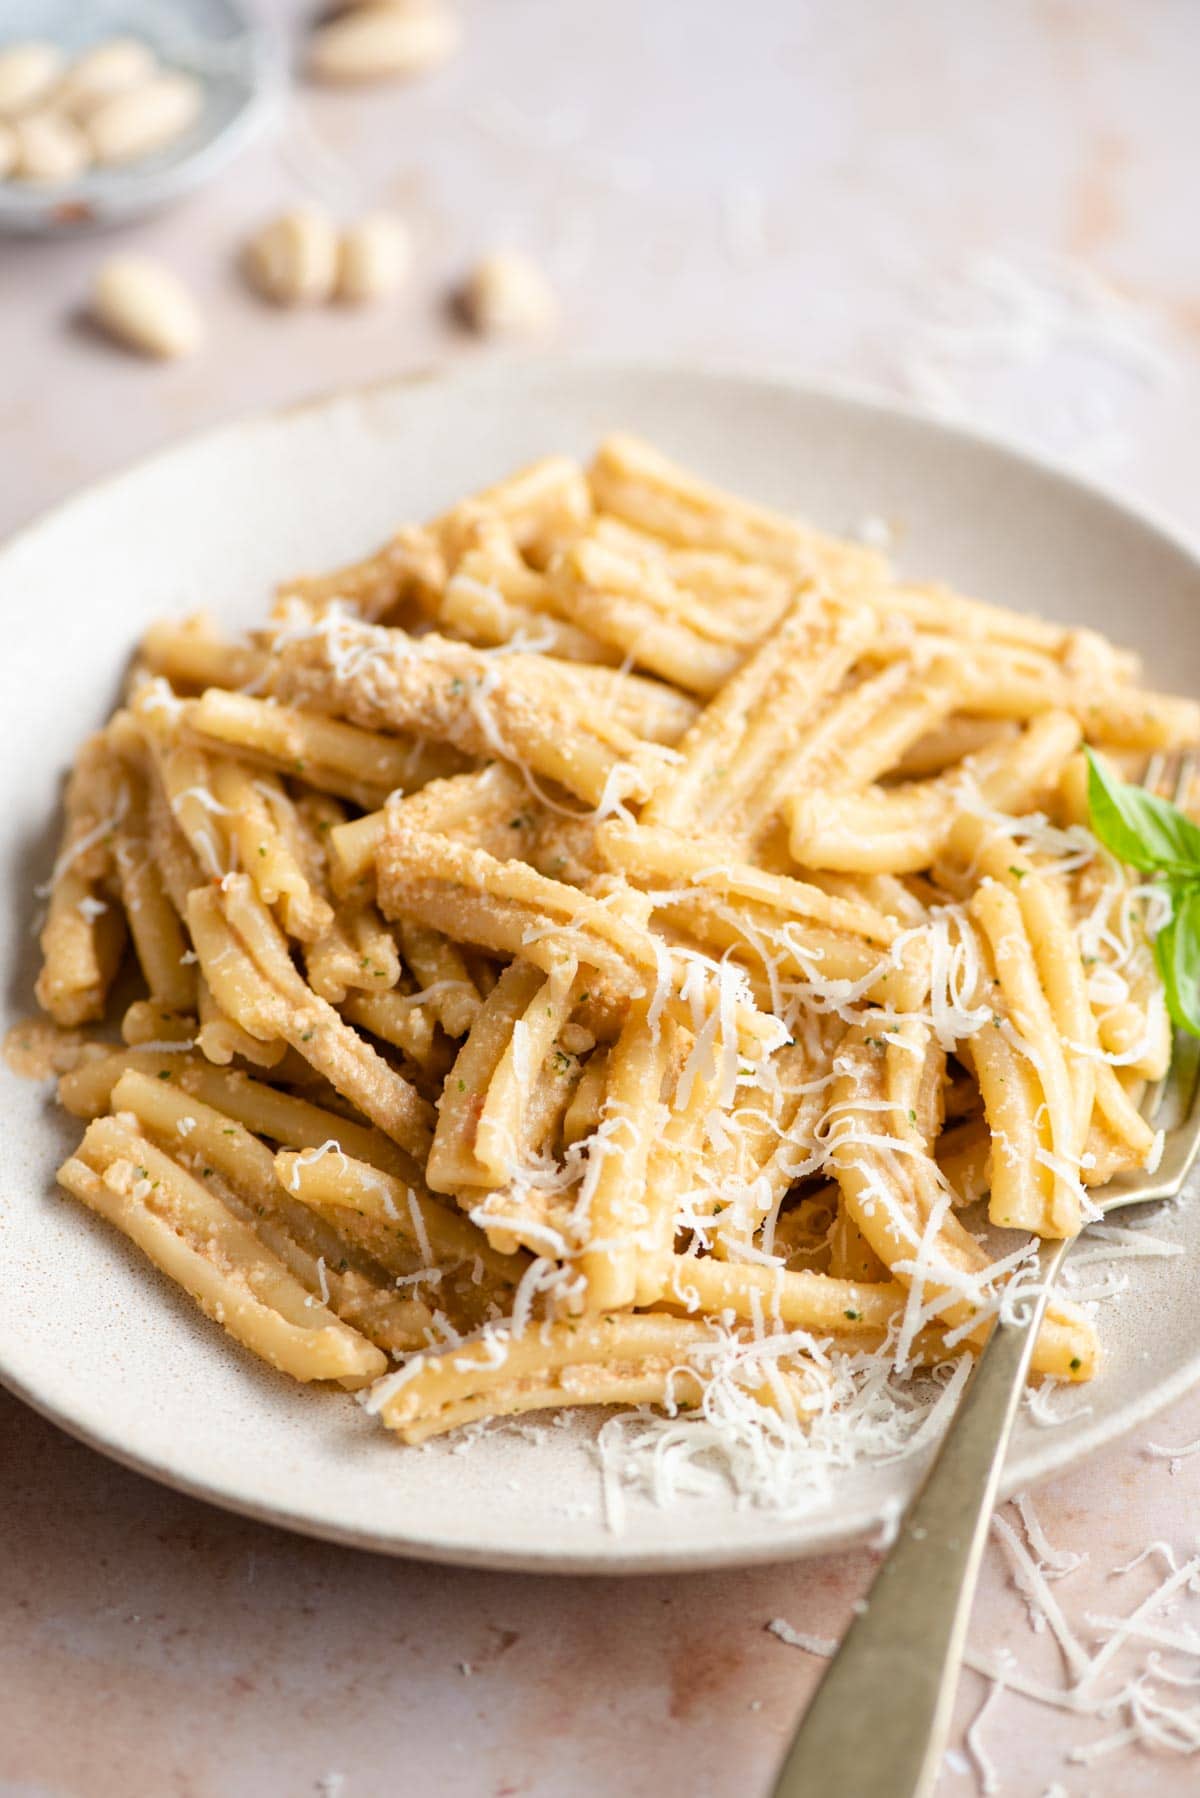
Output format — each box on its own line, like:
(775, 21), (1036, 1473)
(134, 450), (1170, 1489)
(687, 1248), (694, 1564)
(24, 434), (1200, 1466)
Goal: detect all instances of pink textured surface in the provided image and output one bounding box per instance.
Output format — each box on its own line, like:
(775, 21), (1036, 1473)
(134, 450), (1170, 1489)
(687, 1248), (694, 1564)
(5, 1383), (1200, 1796)
(2, 2), (1199, 1793)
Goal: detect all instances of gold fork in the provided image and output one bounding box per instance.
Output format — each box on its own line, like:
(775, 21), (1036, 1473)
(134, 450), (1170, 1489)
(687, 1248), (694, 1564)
(772, 751), (1200, 1798)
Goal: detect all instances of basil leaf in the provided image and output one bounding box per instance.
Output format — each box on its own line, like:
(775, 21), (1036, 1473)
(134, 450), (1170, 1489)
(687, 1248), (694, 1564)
(1155, 884), (1200, 1037)
(1086, 750), (1200, 879)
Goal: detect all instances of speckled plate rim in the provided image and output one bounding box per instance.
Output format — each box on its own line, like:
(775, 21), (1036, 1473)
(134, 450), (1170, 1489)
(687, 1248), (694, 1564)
(1, 357), (1198, 1575)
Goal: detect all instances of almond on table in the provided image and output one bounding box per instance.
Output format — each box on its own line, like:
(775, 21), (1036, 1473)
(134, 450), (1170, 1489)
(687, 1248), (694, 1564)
(336, 213), (411, 304)
(307, 3), (461, 86)
(459, 249), (558, 337)
(243, 208), (341, 307)
(91, 256), (204, 361)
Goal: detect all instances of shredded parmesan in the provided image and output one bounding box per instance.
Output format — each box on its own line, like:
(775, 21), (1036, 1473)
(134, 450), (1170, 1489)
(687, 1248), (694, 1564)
(766, 1618), (838, 1656)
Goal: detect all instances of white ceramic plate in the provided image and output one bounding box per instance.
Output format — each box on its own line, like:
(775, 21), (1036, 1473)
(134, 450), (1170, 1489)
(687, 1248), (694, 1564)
(2, 362), (1198, 1573)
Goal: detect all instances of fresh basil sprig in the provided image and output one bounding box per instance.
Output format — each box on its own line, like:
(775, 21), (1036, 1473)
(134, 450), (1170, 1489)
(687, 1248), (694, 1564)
(1086, 748), (1200, 1035)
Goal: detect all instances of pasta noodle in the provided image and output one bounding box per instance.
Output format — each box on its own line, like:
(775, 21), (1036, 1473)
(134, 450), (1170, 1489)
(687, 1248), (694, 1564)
(25, 434), (1198, 1483)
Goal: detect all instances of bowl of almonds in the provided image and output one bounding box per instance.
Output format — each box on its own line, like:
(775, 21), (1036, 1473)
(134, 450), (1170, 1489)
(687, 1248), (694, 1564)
(0, 0), (279, 233)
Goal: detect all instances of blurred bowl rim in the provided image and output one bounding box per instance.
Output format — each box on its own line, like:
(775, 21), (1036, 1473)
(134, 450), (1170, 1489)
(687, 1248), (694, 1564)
(0, 6), (285, 235)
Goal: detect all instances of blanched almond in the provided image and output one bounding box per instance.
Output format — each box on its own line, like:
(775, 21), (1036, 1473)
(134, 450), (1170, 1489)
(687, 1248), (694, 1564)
(92, 256), (204, 360)
(337, 213), (410, 303)
(243, 208), (340, 306)
(86, 72), (202, 165)
(0, 41), (63, 119)
(58, 38), (158, 116)
(460, 250), (558, 337)
(308, 4), (460, 85)
(0, 119), (17, 178)
(11, 110), (91, 184)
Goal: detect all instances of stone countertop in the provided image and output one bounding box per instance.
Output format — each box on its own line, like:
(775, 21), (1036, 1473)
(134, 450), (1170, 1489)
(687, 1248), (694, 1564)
(2, 2), (1199, 1793)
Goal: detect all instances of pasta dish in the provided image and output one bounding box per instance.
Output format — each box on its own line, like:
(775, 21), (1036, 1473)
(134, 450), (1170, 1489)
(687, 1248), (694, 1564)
(25, 433), (1200, 1482)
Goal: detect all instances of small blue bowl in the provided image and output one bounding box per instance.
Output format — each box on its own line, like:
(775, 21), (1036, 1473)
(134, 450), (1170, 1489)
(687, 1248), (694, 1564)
(0, 0), (282, 234)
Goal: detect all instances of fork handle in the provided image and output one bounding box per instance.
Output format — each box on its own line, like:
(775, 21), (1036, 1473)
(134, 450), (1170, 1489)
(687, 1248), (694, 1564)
(771, 1239), (1067, 1798)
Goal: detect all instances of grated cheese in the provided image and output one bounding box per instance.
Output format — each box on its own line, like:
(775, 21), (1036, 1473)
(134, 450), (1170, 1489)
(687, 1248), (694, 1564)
(285, 1138), (348, 1191)
(36, 788), (129, 897)
(1146, 1436), (1200, 1467)
(965, 1673), (1006, 1796)
(765, 1618), (838, 1656)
